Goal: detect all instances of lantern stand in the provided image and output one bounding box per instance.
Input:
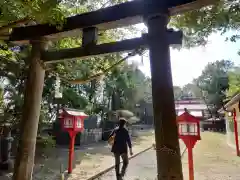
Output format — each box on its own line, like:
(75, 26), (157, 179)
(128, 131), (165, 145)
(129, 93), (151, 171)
(177, 108), (201, 180)
(68, 131), (77, 173)
(60, 108), (88, 174)
(232, 109), (240, 156)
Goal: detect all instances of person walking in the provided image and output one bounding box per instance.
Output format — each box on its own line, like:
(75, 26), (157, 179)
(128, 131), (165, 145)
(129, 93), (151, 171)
(109, 117), (133, 180)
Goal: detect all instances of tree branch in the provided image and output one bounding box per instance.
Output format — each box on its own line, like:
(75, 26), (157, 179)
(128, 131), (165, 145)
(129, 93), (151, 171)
(68, 48), (145, 84)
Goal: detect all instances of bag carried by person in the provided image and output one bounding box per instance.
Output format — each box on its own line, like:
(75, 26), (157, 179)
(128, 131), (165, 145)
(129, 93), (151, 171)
(108, 127), (118, 146)
(108, 133), (115, 146)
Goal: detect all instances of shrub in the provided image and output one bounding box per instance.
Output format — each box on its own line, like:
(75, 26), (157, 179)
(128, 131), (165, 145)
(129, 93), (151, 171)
(36, 136), (56, 149)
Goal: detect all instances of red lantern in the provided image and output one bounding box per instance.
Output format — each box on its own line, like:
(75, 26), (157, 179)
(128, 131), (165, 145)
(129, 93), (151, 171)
(61, 109), (86, 133)
(177, 109), (201, 180)
(60, 108), (88, 174)
(177, 112), (200, 144)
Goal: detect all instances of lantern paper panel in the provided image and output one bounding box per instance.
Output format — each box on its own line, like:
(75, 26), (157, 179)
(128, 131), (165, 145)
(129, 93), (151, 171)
(189, 123), (197, 135)
(64, 118), (73, 128)
(76, 118), (82, 128)
(179, 122), (198, 136)
(179, 122), (187, 135)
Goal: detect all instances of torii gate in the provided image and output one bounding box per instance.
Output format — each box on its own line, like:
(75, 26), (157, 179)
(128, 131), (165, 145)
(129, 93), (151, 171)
(7, 0), (214, 180)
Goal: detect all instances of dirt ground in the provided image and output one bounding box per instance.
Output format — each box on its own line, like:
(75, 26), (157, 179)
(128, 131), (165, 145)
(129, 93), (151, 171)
(181, 132), (240, 180)
(100, 132), (240, 180)
(2, 132), (240, 180)
(0, 130), (155, 180)
(66, 131), (155, 180)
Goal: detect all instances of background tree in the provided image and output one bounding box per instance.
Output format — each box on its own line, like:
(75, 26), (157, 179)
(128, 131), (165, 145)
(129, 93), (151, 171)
(0, 0), (141, 126)
(193, 60), (233, 115)
(227, 66), (240, 97)
(170, 0), (240, 116)
(171, 0), (240, 48)
(173, 86), (182, 100)
(182, 83), (202, 98)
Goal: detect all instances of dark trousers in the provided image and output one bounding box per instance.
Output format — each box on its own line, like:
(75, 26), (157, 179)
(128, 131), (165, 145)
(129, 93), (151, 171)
(114, 153), (129, 178)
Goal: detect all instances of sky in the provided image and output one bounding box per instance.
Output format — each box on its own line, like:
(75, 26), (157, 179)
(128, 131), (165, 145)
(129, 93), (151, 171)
(127, 24), (240, 87)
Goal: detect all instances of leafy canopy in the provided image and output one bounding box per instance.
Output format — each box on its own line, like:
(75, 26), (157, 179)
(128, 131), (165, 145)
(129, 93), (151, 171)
(171, 0), (240, 48)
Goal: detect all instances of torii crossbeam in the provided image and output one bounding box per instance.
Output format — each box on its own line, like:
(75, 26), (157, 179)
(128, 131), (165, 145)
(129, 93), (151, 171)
(8, 0), (215, 180)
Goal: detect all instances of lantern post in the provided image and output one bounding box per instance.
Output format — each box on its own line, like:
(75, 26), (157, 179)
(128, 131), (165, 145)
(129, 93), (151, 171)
(177, 108), (201, 180)
(60, 109), (88, 174)
(68, 131), (77, 174)
(232, 109), (240, 156)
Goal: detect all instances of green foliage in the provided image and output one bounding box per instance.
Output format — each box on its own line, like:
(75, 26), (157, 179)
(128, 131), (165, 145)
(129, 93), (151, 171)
(0, 0), (65, 25)
(36, 136), (56, 149)
(182, 83), (202, 98)
(190, 60), (234, 115)
(0, 84), (4, 108)
(173, 84), (202, 100)
(175, 60), (237, 116)
(0, 0), (149, 129)
(170, 0), (240, 47)
(104, 62), (151, 113)
(173, 86), (182, 100)
(227, 66), (240, 96)
(196, 60), (232, 93)
(62, 87), (88, 108)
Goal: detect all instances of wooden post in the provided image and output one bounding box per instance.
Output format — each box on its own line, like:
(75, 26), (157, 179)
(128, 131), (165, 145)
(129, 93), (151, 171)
(188, 147), (194, 180)
(68, 133), (76, 174)
(233, 109), (240, 156)
(146, 13), (183, 180)
(13, 38), (47, 180)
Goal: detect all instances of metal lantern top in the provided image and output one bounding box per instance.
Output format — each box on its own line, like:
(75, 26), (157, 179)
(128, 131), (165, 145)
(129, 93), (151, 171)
(176, 109), (201, 141)
(60, 108), (88, 133)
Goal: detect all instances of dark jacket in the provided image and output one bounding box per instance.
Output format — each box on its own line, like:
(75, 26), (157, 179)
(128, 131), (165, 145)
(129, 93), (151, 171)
(110, 127), (132, 154)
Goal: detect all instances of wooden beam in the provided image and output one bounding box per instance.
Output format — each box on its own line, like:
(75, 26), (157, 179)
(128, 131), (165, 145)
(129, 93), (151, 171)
(42, 30), (183, 63)
(42, 37), (146, 63)
(9, 0), (214, 43)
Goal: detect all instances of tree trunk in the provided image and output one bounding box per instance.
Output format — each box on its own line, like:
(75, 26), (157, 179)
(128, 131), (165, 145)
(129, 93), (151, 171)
(13, 38), (47, 180)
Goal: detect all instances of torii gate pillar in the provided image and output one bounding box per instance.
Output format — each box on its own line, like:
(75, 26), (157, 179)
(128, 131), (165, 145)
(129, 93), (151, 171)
(13, 38), (47, 180)
(146, 13), (183, 179)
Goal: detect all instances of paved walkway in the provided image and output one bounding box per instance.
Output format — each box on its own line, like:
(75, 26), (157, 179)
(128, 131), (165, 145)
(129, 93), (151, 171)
(99, 132), (240, 180)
